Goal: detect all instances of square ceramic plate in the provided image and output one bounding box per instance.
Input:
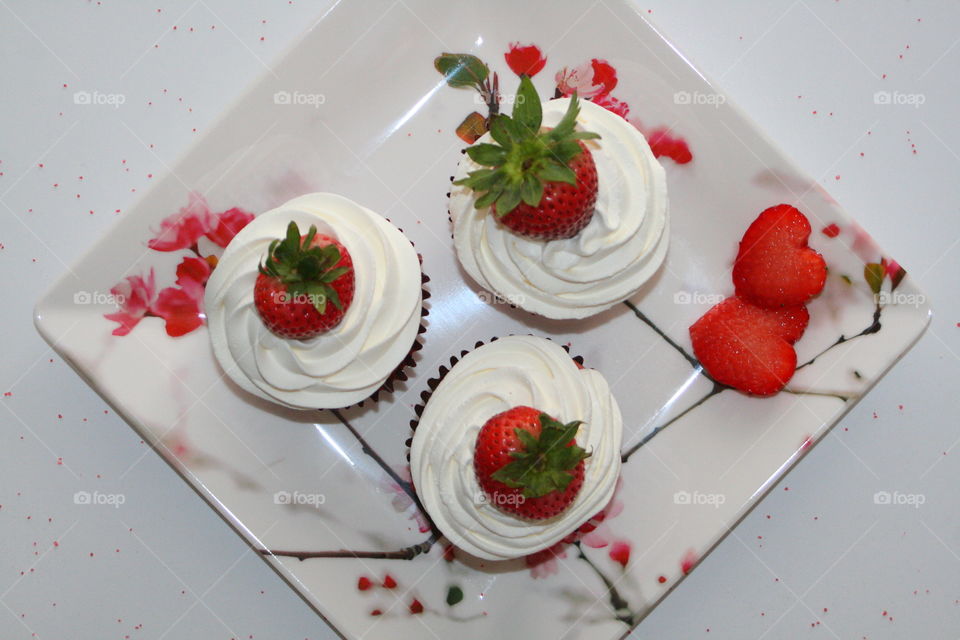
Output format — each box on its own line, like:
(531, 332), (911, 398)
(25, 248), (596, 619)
(34, 1), (931, 638)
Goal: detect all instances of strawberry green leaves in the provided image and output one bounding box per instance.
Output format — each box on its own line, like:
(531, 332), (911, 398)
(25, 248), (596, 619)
(454, 76), (600, 217)
(511, 74), (542, 134)
(258, 221), (350, 314)
(490, 413), (588, 499)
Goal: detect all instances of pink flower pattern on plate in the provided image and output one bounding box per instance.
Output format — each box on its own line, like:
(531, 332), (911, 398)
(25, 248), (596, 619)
(102, 269), (158, 336)
(146, 192), (216, 252)
(104, 193), (254, 338)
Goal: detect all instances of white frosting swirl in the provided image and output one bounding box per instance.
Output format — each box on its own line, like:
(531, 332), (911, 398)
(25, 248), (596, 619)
(205, 193), (422, 409)
(451, 98), (669, 319)
(410, 336), (622, 561)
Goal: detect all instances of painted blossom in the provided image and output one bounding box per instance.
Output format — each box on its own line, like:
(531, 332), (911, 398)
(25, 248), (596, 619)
(146, 192), (215, 251)
(150, 256), (212, 337)
(592, 93), (630, 119)
(644, 125), (693, 164)
(504, 43), (546, 77)
(205, 207), (255, 248)
(103, 269), (157, 336)
(525, 542), (568, 579)
(382, 467), (431, 534)
(555, 59), (618, 99)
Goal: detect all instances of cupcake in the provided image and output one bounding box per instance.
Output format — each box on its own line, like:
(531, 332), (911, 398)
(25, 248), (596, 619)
(205, 192), (425, 409)
(449, 77), (669, 319)
(409, 335), (622, 561)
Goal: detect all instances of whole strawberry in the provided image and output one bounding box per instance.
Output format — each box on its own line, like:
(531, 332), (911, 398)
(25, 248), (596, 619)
(474, 406), (589, 520)
(254, 221), (354, 339)
(455, 75), (601, 240)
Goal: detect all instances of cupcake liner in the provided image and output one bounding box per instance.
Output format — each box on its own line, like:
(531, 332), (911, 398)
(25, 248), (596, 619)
(405, 335), (584, 461)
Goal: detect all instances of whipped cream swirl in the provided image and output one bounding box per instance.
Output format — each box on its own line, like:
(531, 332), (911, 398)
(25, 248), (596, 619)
(410, 335), (623, 561)
(451, 98), (669, 319)
(205, 193), (422, 409)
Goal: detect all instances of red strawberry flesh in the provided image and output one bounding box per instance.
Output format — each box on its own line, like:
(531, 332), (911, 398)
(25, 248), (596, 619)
(690, 296), (807, 396)
(733, 204), (827, 307)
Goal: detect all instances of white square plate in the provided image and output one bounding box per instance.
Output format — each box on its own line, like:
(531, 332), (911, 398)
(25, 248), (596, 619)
(34, 1), (930, 638)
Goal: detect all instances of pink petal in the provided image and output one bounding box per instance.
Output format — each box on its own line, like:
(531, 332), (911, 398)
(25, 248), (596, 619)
(151, 287), (204, 337)
(205, 207), (255, 248)
(147, 193), (214, 251)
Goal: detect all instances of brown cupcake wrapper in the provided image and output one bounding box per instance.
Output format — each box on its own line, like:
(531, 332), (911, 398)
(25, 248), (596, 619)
(405, 335), (584, 461)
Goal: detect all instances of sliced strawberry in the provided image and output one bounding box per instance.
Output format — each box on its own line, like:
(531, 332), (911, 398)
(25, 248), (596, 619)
(474, 406), (587, 521)
(253, 222), (354, 340)
(690, 296), (807, 396)
(733, 204), (827, 307)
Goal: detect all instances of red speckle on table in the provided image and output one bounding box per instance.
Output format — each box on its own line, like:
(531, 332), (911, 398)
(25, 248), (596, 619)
(409, 598), (424, 614)
(873, 412), (878, 419)
(657, 575), (667, 584)
(370, 609), (382, 616)
(812, 110), (817, 115)
(822, 223), (840, 237)
(681, 549), (697, 574)
(382, 574), (397, 589)
(834, 175), (841, 181)
(357, 576), (372, 591)
(784, 486), (790, 491)
(882, 73), (887, 79)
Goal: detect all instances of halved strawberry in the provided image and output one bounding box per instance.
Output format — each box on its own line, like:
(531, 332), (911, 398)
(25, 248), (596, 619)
(733, 204), (827, 307)
(455, 76), (601, 240)
(474, 406), (588, 520)
(254, 221), (354, 340)
(689, 296), (809, 396)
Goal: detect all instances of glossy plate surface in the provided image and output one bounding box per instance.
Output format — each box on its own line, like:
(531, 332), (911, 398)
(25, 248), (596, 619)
(34, 1), (930, 638)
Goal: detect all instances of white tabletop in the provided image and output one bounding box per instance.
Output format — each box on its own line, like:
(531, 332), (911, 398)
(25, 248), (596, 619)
(3, 1), (958, 638)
